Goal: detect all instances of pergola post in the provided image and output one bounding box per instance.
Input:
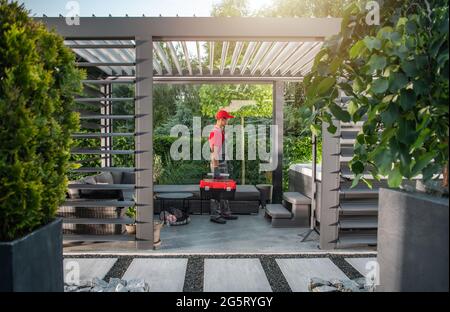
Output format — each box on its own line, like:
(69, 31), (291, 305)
(135, 36), (154, 249)
(319, 119), (340, 250)
(272, 81), (284, 203)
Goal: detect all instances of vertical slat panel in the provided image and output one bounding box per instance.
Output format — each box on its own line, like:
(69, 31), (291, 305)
(319, 118), (340, 250)
(135, 37), (153, 249)
(100, 83), (113, 167)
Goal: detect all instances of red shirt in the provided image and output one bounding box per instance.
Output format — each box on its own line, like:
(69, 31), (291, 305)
(209, 125), (224, 154)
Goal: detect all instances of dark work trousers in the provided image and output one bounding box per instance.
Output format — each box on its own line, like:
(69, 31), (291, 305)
(210, 153), (232, 218)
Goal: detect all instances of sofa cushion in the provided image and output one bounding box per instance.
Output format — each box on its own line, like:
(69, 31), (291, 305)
(121, 172), (135, 184)
(153, 184), (260, 201)
(154, 185), (199, 194)
(111, 171), (123, 184)
(79, 175), (119, 199)
(95, 172), (114, 184)
(81, 175), (97, 185)
(121, 190), (135, 201)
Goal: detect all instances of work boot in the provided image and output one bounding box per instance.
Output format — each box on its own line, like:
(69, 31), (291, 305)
(221, 214), (238, 220)
(210, 216), (227, 224)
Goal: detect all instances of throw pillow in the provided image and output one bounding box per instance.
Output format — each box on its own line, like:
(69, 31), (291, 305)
(95, 172), (114, 184)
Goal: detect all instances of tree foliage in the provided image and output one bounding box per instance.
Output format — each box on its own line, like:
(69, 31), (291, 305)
(199, 84), (272, 118)
(211, 0), (249, 16)
(0, 1), (84, 240)
(304, 0), (449, 188)
(257, 0), (356, 17)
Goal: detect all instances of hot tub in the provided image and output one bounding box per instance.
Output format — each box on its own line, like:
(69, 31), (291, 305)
(288, 163), (322, 222)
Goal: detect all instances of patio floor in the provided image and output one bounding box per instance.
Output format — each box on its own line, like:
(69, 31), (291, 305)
(63, 209), (376, 255)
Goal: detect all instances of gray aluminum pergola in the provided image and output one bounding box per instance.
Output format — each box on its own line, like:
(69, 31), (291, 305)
(40, 16), (341, 250)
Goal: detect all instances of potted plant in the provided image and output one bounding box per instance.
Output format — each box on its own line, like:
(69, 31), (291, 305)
(125, 207), (137, 234)
(305, 1), (448, 291)
(126, 206), (164, 248)
(0, 1), (84, 291)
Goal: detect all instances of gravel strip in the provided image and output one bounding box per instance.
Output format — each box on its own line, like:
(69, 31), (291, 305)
(329, 255), (365, 280)
(64, 253), (375, 259)
(183, 256), (204, 292)
(103, 256), (134, 281)
(260, 256), (291, 292)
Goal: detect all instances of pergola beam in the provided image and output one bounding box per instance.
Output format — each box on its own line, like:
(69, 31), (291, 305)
(152, 75), (303, 83)
(38, 17), (342, 40)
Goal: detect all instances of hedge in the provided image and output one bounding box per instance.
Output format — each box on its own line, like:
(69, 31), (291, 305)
(0, 1), (84, 241)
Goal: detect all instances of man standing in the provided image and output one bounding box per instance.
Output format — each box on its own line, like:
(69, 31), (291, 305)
(208, 109), (239, 224)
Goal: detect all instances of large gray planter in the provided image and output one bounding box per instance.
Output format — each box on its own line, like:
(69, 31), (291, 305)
(377, 188), (449, 292)
(0, 218), (64, 292)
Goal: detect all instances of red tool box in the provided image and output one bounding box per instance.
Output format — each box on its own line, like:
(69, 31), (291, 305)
(199, 178), (236, 200)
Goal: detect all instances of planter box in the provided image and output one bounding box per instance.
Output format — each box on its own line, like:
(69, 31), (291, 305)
(0, 218), (64, 292)
(377, 188), (449, 292)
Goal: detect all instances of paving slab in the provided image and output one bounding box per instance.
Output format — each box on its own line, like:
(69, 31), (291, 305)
(63, 258), (117, 284)
(204, 258), (272, 292)
(122, 258), (188, 292)
(276, 258), (349, 292)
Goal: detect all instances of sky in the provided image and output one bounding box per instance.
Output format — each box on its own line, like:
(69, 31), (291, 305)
(19, 0), (274, 17)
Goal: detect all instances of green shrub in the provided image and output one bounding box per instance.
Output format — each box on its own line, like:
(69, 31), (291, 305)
(0, 1), (84, 241)
(157, 156), (208, 185)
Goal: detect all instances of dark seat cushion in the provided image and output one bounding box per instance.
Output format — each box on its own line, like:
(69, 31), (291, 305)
(154, 185), (200, 197)
(79, 174), (119, 199)
(121, 172), (135, 184)
(153, 184), (260, 201)
(234, 185), (260, 201)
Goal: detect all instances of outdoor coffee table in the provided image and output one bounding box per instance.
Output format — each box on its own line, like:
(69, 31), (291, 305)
(155, 192), (193, 222)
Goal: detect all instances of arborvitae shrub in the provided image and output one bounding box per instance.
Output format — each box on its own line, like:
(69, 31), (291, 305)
(0, 1), (84, 241)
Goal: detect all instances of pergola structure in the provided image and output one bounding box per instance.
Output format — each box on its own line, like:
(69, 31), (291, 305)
(39, 17), (342, 250)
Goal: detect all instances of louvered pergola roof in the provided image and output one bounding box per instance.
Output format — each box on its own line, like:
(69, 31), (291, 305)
(64, 39), (323, 81)
(40, 17), (341, 82)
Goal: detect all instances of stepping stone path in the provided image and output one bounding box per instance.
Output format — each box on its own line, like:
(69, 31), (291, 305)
(276, 258), (350, 292)
(63, 256), (375, 292)
(63, 258), (117, 285)
(204, 258), (272, 292)
(122, 258), (188, 292)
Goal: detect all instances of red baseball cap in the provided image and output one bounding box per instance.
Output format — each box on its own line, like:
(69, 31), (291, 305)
(215, 109), (235, 120)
